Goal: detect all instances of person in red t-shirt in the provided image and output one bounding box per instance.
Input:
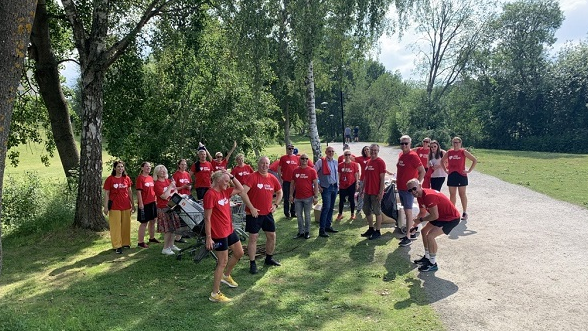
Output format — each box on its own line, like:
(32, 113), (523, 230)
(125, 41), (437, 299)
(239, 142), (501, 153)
(355, 146), (370, 216)
(135, 162), (159, 248)
(278, 144), (299, 218)
(153, 164), (181, 256)
(204, 170), (256, 303)
(413, 137), (431, 188)
(396, 135), (426, 247)
(441, 136), (477, 221)
(172, 159), (193, 244)
(337, 144), (355, 163)
(231, 153), (254, 184)
(211, 141), (237, 171)
(359, 144), (387, 240)
(103, 160), (135, 254)
(242, 156), (283, 274)
(289, 154), (319, 239)
(406, 178), (461, 272)
(191, 148), (213, 200)
(337, 152), (360, 221)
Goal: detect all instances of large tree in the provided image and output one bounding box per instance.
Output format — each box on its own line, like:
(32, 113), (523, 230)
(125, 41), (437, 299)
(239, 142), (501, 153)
(0, 0), (38, 277)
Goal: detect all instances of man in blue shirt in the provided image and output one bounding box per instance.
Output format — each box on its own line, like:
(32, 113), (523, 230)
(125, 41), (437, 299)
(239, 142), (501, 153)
(315, 146), (339, 237)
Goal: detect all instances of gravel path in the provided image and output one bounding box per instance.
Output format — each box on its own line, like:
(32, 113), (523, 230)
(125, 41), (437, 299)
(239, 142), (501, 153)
(344, 142), (588, 331)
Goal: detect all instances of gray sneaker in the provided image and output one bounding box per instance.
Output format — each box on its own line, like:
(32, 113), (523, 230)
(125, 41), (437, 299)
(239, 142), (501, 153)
(398, 237), (412, 247)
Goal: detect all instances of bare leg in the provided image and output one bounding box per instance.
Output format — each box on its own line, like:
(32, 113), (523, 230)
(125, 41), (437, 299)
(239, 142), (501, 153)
(226, 241), (244, 276)
(138, 222), (147, 243)
(448, 186), (457, 206)
(212, 250), (228, 293)
(458, 186), (468, 212)
(247, 233), (259, 261)
(265, 231), (276, 255)
(148, 219), (156, 239)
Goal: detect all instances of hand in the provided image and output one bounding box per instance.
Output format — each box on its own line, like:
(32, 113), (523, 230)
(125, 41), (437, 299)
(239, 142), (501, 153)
(103, 206), (108, 215)
(131, 205), (136, 213)
(289, 196), (294, 203)
(250, 208), (260, 218)
(377, 191), (384, 202)
(205, 237), (214, 251)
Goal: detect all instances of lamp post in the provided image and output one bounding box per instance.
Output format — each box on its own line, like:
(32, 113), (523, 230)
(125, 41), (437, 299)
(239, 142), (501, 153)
(329, 114), (334, 146)
(321, 102), (328, 146)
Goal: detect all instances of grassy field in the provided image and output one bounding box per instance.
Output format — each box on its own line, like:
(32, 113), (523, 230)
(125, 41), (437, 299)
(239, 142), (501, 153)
(2, 139), (587, 331)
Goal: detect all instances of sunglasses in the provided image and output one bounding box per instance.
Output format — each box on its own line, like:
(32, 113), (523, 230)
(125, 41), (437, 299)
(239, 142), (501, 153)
(400, 142), (409, 145)
(423, 141), (430, 143)
(452, 141), (461, 144)
(408, 187), (418, 192)
(300, 157), (308, 160)
(344, 154), (351, 156)
(288, 148), (294, 150)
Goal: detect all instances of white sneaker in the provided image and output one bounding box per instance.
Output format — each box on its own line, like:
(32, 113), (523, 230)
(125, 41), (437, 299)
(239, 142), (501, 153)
(171, 245), (181, 252)
(161, 248), (174, 255)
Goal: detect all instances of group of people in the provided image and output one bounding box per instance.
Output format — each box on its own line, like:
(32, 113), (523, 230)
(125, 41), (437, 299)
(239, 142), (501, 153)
(102, 135), (477, 303)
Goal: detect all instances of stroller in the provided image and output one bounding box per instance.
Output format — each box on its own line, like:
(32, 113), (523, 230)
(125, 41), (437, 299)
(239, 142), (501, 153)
(167, 193), (217, 262)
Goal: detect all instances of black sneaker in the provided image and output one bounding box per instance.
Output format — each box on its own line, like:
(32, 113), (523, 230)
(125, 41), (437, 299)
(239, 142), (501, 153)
(368, 230), (381, 240)
(318, 231), (329, 238)
(413, 256), (430, 265)
(122, 245), (131, 249)
(115, 247), (123, 254)
(418, 263), (438, 272)
(148, 238), (161, 244)
(304, 232), (310, 239)
(265, 258), (281, 266)
(398, 237), (412, 247)
(249, 262), (258, 274)
(410, 232), (419, 240)
(461, 212), (468, 220)
(293, 233), (305, 239)
(361, 228), (374, 237)
(291, 213), (297, 218)
(325, 227), (339, 233)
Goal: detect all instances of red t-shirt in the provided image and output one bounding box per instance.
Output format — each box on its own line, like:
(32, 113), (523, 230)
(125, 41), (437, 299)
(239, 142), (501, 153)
(338, 161), (359, 189)
(103, 176), (133, 210)
(279, 154), (299, 181)
(211, 159), (228, 171)
(154, 178), (175, 209)
(269, 159), (280, 173)
(135, 174), (156, 205)
(191, 161), (212, 188)
(231, 164), (255, 184)
(244, 172), (281, 215)
(337, 154), (356, 163)
(172, 170), (192, 195)
(415, 147), (430, 169)
(203, 187), (234, 238)
(292, 166), (318, 199)
(417, 188), (461, 221)
(447, 149), (467, 175)
(396, 151), (422, 191)
(355, 156), (369, 178)
(363, 157), (386, 195)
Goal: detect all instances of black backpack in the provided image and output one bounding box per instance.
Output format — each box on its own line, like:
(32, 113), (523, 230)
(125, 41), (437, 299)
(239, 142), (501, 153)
(381, 183), (398, 220)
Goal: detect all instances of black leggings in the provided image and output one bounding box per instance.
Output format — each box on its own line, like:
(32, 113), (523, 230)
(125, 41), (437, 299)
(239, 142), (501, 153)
(338, 183), (356, 214)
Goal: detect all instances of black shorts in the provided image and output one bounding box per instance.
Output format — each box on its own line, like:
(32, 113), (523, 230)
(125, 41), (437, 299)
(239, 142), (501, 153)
(138, 202), (157, 223)
(212, 231), (240, 252)
(245, 214), (276, 234)
(447, 172), (468, 187)
(430, 218), (460, 235)
(195, 187), (209, 200)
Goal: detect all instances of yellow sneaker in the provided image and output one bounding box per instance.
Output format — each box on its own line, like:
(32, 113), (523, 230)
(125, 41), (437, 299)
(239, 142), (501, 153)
(209, 291), (231, 303)
(221, 274), (238, 288)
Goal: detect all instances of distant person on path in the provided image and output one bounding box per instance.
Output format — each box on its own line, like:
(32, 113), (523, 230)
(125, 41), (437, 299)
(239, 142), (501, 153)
(396, 135), (426, 247)
(204, 170), (254, 303)
(406, 178), (461, 272)
(337, 150), (360, 220)
(354, 145), (370, 217)
(191, 146), (213, 200)
(353, 126), (359, 142)
(315, 146), (340, 237)
(231, 153), (254, 184)
(153, 164), (181, 256)
(243, 156), (282, 274)
(345, 126), (352, 143)
(135, 162), (158, 248)
(359, 144), (387, 240)
(441, 136), (477, 220)
(278, 144), (299, 218)
(211, 141), (237, 171)
(289, 154), (319, 239)
(428, 140), (447, 191)
(103, 160), (135, 254)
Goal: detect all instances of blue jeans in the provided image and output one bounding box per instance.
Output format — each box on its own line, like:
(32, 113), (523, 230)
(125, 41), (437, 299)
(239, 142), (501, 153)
(319, 184), (338, 230)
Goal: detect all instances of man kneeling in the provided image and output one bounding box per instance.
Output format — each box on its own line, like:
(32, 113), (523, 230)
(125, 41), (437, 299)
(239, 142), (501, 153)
(406, 178), (461, 272)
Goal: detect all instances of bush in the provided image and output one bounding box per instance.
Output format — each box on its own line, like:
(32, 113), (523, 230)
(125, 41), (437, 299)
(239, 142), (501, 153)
(1, 172), (76, 237)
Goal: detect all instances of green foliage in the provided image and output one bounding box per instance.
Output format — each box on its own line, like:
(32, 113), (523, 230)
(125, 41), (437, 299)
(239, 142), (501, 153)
(1, 172), (76, 237)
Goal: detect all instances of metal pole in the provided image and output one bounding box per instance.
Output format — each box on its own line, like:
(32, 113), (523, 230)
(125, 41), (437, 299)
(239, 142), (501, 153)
(340, 89), (344, 147)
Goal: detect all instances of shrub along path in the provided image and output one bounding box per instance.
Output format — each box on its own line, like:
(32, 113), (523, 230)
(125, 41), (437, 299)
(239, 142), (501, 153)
(346, 142), (588, 331)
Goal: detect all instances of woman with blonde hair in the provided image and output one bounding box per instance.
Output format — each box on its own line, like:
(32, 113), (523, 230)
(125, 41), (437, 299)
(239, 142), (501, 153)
(153, 164), (181, 255)
(441, 137), (477, 220)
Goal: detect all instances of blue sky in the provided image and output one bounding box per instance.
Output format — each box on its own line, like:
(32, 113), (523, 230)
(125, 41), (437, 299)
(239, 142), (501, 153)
(61, 0), (588, 86)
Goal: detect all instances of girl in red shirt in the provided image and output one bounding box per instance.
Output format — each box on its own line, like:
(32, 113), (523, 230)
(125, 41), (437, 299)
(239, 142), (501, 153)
(135, 162), (158, 248)
(103, 160), (135, 254)
(231, 153), (254, 184)
(337, 152), (360, 220)
(153, 164), (181, 255)
(441, 136), (478, 220)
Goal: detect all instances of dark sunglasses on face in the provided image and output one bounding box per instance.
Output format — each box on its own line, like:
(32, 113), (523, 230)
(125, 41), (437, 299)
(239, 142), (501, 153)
(400, 142), (409, 145)
(408, 187), (418, 192)
(300, 157), (308, 160)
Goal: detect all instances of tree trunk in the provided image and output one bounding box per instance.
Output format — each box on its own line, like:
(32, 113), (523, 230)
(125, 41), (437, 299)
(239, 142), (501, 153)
(0, 0), (38, 278)
(73, 69), (108, 230)
(305, 60), (322, 161)
(31, 0), (80, 177)
(284, 102), (291, 145)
